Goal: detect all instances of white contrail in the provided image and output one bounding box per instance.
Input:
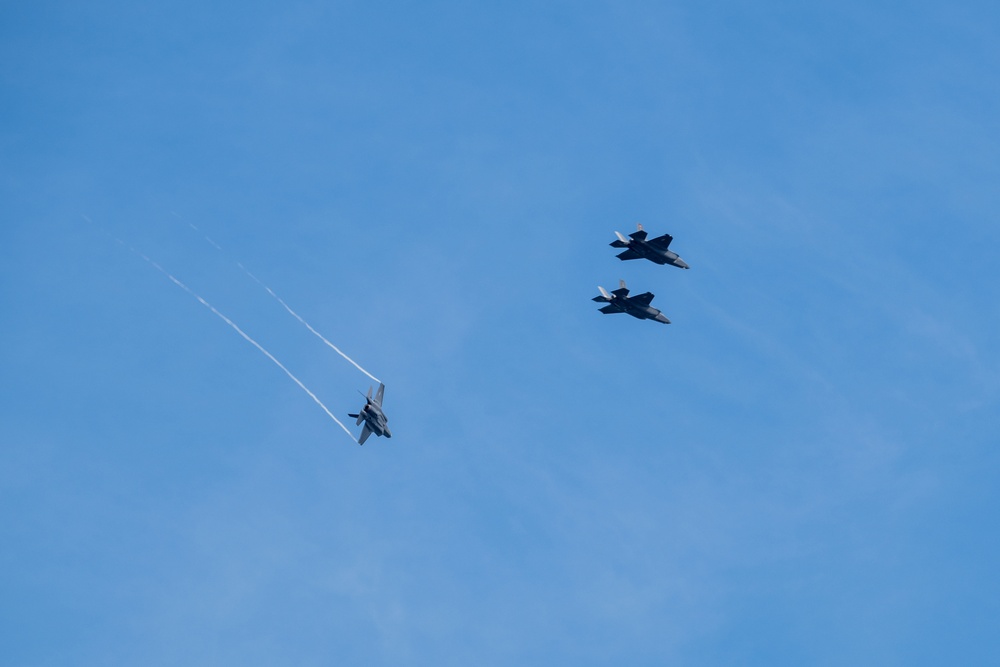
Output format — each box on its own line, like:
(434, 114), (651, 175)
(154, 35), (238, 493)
(187, 222), (223, 251)
(185, 222), (382, 384)
(238, 263), (381, 384)
(102, 230), (357, 442)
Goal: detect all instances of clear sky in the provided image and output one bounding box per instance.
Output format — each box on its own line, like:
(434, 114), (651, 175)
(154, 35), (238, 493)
(3, 1), (999, 664)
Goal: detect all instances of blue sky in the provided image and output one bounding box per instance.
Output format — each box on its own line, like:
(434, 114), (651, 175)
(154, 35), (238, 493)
(3, 1), (999, 664)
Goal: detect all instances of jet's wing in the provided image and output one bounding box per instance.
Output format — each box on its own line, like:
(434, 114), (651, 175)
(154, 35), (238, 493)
(648, 233), (673, 249)
(615, 249), (643, 261)
(358, 423), (372, 445)
(599, 304), (625, 314)
(630, 292), (655, 306)
(374, 383), (385, 407)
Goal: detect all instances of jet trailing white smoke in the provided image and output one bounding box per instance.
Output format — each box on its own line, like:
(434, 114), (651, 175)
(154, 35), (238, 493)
(186, 222), (382, 384)
(102, 229), (357, 442)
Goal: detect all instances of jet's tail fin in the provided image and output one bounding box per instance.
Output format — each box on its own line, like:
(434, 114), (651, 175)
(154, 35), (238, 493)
(592, 285), (612, 302)
(610, 231), (630, 248)
(611, 280), (630, 297)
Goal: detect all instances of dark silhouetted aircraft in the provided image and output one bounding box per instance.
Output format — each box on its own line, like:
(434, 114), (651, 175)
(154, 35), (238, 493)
(610, 224), (689, 269)
(348, 383), (392, 445)
(593, 280), (671, 324)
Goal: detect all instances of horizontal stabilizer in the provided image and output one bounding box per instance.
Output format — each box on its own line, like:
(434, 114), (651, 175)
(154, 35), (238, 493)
(629, 229), (648, 241)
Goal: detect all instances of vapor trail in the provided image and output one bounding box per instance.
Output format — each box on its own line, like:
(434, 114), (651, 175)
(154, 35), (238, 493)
(96, 225), (357, 442)
(186, 222), (381, 384)
(186, 221), (222, 250)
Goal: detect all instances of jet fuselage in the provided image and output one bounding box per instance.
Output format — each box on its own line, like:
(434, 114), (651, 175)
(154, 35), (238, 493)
(593, 283), (671, 324)
(608, 295), (671, 323)
(611, 226), (690, 269)
(359, 403), (390, 437)
(349, 383), (392, 444)
(637, 243), (689, 269)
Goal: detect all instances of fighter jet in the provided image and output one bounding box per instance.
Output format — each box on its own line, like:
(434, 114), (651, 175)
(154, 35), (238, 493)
(348, 383), (392, 445)
(593, 280), (671, 324)
(610, 224), (689, 269)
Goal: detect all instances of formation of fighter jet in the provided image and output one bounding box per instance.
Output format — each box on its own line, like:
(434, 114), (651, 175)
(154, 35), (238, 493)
(592, 280), (671, 324)
(595, 223), (689, 325)
(348, 382), (392, 445)
(610, 224), (689, 269)
(341, 224), (687, 443)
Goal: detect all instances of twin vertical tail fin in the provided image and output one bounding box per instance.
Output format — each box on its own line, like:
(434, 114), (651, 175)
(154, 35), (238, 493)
(629, 223), (648, 241)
